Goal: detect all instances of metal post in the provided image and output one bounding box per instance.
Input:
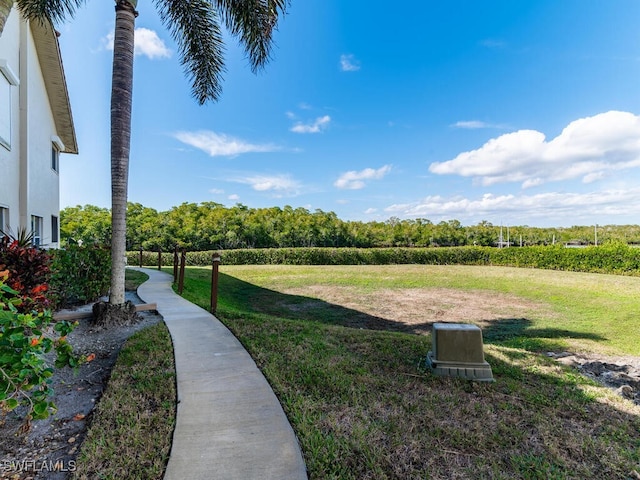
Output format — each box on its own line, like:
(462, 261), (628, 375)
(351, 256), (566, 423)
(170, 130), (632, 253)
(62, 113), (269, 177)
(139, 248), (143, 268)
(158, 248), (162, 270)
(178, 249), (186, 294)
(210, 253), (221, 313)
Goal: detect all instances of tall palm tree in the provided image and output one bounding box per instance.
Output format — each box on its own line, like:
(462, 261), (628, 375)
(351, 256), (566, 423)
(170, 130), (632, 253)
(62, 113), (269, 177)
(12, 0), (288, 319)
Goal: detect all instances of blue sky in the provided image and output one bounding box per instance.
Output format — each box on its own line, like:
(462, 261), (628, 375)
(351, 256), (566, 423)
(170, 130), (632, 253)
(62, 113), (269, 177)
(56, 0), (640, 227)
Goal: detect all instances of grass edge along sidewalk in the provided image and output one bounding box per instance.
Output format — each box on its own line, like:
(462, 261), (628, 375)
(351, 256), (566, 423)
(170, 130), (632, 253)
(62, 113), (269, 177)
(174, 264), (640, 480)
(72, 270), (176, 480)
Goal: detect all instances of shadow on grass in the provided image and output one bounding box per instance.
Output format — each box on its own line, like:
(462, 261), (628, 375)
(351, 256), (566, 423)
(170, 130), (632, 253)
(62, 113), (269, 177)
(481, 317), (607, 351)
(219, 272), (426, 333)
(219, 273), (606, 350)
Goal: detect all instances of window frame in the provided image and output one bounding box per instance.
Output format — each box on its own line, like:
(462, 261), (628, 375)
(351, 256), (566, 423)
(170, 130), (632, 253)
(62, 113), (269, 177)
(51, 136), (64, 173)
(51, 145), (59, 172)
(31, 215), (43, 247)
(0, 60), (19, 151)
(0, 206), (8, 237)
(51, 215), (59, 243)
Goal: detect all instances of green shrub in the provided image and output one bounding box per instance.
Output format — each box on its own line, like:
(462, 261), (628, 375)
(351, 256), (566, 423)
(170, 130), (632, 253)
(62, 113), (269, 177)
(487, 244), (640, 274)
(50, 245), (111, 308)
(126, 245), (640, 276)
(126, 249), (173, 268)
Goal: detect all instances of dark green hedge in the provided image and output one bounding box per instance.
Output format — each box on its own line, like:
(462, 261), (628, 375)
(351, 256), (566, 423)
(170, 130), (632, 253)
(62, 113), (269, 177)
(50, 245), (111, 307)
(127, 245), (640, 276)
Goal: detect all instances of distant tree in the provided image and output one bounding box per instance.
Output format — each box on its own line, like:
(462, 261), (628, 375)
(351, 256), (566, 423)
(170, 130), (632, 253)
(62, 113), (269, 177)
(60, 205), (112, 246)
(468, 221), (496, 246)
(126, 203), (161, 250)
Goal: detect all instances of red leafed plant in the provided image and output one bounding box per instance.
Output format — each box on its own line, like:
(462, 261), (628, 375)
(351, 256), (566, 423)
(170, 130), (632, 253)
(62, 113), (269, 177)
(0, 236), (51, 312)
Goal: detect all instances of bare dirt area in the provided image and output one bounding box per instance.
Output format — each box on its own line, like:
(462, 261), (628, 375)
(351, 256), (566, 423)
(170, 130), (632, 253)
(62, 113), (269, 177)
(282, 285), (640, 405)
(281, 285), (555, 334)
(0, 293), (162, 480)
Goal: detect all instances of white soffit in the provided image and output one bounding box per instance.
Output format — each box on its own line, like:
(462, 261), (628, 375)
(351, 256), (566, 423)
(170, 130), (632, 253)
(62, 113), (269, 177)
(0, 60), (19, 85)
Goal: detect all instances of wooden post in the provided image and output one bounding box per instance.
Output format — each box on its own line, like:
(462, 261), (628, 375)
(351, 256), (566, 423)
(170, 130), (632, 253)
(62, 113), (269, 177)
(210, 253), (221, 313)
(178, 249), (186, 294)
(157, 248), (162, 270)
(139, 248), (143, 267)
(173, 246), (179, 282)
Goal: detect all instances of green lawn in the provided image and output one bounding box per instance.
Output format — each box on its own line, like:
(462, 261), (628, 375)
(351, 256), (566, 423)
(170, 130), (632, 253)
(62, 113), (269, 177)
(174, 264), (640, 479)
(189, 264), (640, 355)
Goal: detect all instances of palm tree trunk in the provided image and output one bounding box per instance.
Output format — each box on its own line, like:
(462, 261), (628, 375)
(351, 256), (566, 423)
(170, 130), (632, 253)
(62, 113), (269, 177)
(109, 0), (137, 305)
(0, 0), (13, 36)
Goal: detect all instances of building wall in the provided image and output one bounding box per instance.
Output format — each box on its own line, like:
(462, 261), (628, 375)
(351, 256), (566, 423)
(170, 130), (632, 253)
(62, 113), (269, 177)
(23, 17), (60, 247)
(0, 7), (62, 247)
(0, 8), (20, 235)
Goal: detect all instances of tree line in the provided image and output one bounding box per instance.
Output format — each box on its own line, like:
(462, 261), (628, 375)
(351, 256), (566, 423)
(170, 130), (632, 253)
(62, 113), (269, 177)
(60, 202), (640, 251)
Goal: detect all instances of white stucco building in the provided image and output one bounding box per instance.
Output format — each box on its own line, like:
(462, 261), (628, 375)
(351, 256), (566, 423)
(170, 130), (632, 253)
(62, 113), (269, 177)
(0, 6), (77, 248)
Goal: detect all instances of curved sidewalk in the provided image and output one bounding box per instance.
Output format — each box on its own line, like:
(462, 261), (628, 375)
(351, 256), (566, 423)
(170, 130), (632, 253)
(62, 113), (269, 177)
(134, 268), (307, 480)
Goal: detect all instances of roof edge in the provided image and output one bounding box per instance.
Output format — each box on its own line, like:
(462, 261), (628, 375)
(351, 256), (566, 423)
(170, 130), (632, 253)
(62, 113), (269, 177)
(30, 18), (78, 154)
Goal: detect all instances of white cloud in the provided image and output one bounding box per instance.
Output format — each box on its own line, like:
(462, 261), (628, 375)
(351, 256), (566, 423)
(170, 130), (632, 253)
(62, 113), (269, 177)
(383, 188), (640, 224)
(431, 111), (640, 188)
(334, 165), (392, 190)
(103, 28), (171, 59)
(173, 131), (279, 157)
(340, 54), (361, 72)
(364, 208), (378, 214)
(209, 188), (225, 194)
(134, 28), (172, 59)
(231, 174), (302, 197)
(290, 115), (331, 134)
(228, 194), (240, 201)
(452, 120), (490, 129)
(451, 120), (508, 130)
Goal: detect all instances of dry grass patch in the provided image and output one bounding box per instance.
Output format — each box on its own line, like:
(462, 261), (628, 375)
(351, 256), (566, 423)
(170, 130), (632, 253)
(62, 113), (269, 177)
(279, 285), (554, 334)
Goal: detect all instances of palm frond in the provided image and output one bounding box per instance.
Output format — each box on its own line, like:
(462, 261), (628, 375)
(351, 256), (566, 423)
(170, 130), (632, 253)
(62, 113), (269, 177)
(215, 0), (288, 72)
(15, 0), (84, 26)
(155, 0), (226, 104)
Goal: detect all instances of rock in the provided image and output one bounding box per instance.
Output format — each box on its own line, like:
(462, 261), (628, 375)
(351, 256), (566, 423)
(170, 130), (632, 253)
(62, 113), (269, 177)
(615, 385), (635, 400)
(555, 355), (640, 405)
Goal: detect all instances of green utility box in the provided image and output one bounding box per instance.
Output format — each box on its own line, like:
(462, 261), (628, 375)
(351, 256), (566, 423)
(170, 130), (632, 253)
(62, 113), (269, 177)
(427, 323), (494, 382)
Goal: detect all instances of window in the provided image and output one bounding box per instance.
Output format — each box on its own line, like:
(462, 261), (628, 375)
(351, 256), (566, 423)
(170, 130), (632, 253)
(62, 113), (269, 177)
(51, 145), (59, 172)
(0, 207), (8, 237)
(51, 136), (64, 173)
(0, 60), (19, 151)
(31, 215), (43, 247)
(51, 215), (59, 243)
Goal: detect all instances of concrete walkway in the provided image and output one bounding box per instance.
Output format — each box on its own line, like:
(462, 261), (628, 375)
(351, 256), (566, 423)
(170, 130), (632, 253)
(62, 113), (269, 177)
(134, 268), (307, 480)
